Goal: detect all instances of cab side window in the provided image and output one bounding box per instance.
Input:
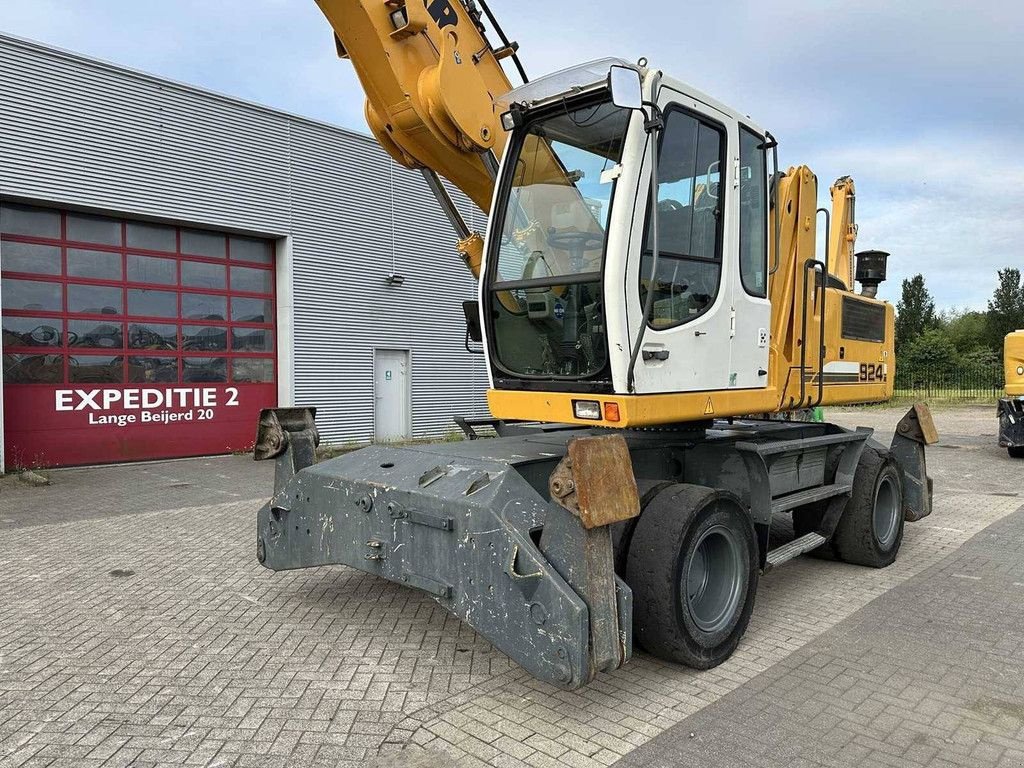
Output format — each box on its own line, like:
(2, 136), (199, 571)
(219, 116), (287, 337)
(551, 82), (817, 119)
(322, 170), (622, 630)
(639, 108), (725, 328)
(739, 128), (768, 297)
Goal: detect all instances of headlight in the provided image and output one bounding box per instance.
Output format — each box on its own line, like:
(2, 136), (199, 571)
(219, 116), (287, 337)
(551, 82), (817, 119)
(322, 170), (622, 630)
(573, 400), (601, 420)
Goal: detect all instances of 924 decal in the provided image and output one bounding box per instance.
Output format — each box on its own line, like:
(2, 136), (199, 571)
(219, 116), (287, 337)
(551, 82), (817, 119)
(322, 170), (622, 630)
(859, 363), (887, 383)
(805, 362), (888, 385)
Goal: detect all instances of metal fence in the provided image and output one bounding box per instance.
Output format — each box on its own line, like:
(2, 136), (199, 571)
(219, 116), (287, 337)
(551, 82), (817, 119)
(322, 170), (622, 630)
(893, 363), (1004, 400)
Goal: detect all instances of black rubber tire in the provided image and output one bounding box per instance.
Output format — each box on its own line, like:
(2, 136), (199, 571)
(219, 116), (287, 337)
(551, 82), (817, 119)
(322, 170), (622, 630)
(626, 484), (759, 669)
(610, 481), (675, 576)
(1009, 446), (1024, 459)
(831, 447), (904, 568)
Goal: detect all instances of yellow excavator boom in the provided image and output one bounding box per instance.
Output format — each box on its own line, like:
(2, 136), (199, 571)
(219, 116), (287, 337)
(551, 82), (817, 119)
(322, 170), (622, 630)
(316, 0), (516, 205)
(765, 167), (891, 412)
(315, 0), (524, 276)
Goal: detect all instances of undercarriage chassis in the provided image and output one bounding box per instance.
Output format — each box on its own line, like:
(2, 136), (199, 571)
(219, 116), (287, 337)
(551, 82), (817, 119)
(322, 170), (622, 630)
(255, 405), (935, 689)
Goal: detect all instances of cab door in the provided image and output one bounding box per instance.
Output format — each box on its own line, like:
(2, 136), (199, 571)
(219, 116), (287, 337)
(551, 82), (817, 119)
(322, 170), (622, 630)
(729, 126), (772, 390)
(622, 90), (737, 394)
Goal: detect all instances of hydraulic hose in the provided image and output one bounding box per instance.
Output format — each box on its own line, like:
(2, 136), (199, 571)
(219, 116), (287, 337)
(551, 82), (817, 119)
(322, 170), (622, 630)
(474, 0), (529, 84)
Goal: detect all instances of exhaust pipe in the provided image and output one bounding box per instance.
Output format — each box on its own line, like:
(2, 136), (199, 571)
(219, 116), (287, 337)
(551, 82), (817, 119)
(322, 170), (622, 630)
(855, 250), (888, 298)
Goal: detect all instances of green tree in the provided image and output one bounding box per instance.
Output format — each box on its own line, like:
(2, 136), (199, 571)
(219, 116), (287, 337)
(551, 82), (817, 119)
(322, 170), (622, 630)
(895, 274), (937, 354)
(942, 308), (991, 356)
(900, 327), (958, 376)
(987, 268), (1024, 348)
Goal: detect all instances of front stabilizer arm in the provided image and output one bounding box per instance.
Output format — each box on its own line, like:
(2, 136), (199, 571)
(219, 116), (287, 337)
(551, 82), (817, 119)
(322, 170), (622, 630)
(255, 421), (637, 689)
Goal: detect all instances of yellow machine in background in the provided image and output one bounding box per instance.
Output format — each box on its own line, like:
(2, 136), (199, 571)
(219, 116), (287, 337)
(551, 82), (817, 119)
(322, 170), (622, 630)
(254, 0), (937, 690)
(999, 330), (1024, 457)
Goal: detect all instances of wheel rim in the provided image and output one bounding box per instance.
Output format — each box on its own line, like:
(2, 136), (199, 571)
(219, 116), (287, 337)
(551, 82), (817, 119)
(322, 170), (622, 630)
(683, 524), (744, 633)
(873, 474), (900, 548)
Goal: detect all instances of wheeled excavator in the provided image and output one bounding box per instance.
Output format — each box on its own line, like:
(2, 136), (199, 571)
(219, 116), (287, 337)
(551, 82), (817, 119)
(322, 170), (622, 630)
(999, 330), (1024, 457)
(253, 0), (937, 689)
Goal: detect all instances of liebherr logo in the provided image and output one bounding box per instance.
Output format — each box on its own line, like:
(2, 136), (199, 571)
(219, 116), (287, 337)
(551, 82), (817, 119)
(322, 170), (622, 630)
(425, 0), (458, 29)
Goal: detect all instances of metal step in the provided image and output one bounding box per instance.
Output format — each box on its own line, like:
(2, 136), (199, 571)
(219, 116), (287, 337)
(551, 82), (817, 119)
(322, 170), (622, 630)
(765, 532), (827, 570)
(770, 483), (852, 515)
(736, 431), (867, 457)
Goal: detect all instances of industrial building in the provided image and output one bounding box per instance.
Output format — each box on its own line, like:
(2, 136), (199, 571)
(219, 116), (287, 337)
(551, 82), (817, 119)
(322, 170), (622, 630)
(0, 33), (488, 470)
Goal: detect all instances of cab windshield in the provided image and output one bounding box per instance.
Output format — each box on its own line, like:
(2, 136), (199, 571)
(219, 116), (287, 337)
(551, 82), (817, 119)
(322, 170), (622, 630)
(489, 99), (630, 380)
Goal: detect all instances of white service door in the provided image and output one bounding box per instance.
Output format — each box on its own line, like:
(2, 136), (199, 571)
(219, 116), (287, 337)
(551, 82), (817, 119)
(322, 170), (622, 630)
(626, 92), (738, 394)
(374, 349), (410, 442)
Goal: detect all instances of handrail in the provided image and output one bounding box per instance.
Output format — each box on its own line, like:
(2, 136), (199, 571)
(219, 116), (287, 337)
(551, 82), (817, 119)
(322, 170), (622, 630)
(799, 258), (827, 407)
(816, 207), (831, 276)
(626, 71), (665, 393)
(765, 132), (781, 276)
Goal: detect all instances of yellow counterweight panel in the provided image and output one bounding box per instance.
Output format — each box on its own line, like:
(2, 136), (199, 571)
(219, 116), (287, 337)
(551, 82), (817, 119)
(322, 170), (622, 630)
(1007, 331), (1024, 397)
(815, 289), (894, 406)
(316, 0), (514, 213)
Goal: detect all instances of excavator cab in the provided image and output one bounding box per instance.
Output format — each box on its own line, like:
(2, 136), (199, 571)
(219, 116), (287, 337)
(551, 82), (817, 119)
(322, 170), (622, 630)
(485, 84), (629, 384)
(481, 60), (773, 421)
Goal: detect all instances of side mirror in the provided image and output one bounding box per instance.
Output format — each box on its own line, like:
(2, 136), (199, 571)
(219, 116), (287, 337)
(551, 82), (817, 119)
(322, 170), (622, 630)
(462, 300), (483, 343)
(608, 65), (642, 110)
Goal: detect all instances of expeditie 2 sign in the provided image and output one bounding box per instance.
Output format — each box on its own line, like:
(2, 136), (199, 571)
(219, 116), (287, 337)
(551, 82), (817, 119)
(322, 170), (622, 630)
(4, 383), (276, 467)
(55, 386), (242, 426)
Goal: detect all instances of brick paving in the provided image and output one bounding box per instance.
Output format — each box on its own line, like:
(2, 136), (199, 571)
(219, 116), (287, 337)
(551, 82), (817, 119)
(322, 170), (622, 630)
(0, 455), (272, 529)
(387, 493), (1022, 768)
(0, 407), (1020, 768)
(617, 504), (1024, 768)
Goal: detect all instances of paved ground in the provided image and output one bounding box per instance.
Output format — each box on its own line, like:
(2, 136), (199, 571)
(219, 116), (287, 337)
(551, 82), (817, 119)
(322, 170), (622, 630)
(0, 405), (1020, 768)
(0, 456), (272, 529)
(619, 501), (1024, 768)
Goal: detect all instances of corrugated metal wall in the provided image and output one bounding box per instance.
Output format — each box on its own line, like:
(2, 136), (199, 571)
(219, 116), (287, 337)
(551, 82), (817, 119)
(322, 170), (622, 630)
(0, 33), (489, 447)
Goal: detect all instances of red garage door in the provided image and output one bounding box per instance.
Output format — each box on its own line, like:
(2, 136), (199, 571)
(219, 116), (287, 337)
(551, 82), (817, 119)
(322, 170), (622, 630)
(1, 203), (277, 467)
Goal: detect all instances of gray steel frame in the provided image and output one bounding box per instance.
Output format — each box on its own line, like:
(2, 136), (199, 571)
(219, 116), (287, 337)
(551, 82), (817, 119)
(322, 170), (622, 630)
(255, 408), (933, 689)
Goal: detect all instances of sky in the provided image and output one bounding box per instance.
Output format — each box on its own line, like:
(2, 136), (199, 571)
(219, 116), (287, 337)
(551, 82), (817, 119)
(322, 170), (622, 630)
(2, 0), (1021, 310)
